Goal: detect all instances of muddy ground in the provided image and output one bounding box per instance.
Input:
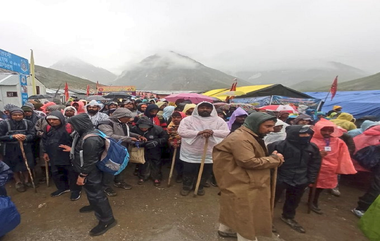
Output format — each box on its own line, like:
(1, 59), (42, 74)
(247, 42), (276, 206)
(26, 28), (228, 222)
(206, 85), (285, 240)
(2, 165), (369, 241)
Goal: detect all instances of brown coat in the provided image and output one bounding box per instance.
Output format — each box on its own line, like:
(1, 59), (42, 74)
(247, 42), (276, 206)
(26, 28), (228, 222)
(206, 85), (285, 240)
(213, 126), (281, 239)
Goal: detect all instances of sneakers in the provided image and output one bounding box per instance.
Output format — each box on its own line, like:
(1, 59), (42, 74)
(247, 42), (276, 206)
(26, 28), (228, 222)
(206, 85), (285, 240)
(352, 208), (365, 218)
(281, 217), (305, 233)
(154, 179), (161, 187)
(217, 230), (237, 238)
(197, 189), (205, 196)
(180, 189), (191, 196)
(330, 187), (341, 197)
(137, 179), (144, 185)
(114, 182), (132, 190)
(89, 219), (117, 236)
(310, 204), (323, 215)
(104, 187), (117, 197)
(51, 189), (70, 197)
(15, 182), (26, 192)
(70, 191), (81, 201)
(79, 205), (94, 213)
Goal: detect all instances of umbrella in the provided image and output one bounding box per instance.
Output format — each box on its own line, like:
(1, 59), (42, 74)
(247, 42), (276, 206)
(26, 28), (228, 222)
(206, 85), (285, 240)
(87, 95), (106, 101)
(260, 104), (297, 113)
(28, 94), (53, 99)
(104, 92), (131, 99)
(165, 93), (214, 104)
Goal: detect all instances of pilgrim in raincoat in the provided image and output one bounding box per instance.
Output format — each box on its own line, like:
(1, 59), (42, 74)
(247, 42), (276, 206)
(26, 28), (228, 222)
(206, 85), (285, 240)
(311, 118), (357, 189)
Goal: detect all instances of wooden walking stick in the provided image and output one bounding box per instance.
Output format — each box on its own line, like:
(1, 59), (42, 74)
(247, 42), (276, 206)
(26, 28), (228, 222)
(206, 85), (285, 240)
(19, 140), (37, 193)
(167, 144), (178, 187)
(45, 159), (50, 187)
(270, 167), (278, 218)
(193, 137), (209, 197)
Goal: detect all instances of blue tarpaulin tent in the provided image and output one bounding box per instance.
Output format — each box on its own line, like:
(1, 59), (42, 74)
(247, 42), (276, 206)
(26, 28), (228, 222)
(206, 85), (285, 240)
(304, 90), (380, 118)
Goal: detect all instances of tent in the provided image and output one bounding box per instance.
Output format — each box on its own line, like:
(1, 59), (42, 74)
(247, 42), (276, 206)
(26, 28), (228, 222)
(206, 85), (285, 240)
(305, 90), (380, 118)
(203, 84), (313, 100)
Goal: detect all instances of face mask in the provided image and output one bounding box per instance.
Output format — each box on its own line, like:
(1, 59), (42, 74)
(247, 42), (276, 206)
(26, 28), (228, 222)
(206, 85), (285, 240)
(299, 136), (311, 145)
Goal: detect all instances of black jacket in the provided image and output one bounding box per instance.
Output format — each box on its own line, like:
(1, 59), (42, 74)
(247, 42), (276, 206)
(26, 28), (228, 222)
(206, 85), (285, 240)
(42, 111), (72, 166)
(68, 113), (105, 174)
(130, 116), (168, 161)
(268, 125), (322, 186)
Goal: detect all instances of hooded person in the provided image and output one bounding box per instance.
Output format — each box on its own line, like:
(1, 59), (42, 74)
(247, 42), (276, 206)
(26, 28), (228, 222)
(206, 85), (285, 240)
(310, 118), (357, 214)
(348, 120), (379, 138)
(212, 112), (284, 241)
(351, 124), (380, 217)
(183, 104), (196, 116)
(140, 104), (167, 130)
(162, 106), (175, 123)
(3, 104), (19, 118)
(41, 111), (81, 200)
(123, 100), (137, 116)
(156, 101), (168, 117)
(130, 116), (168, 186)
(63, 106), (77, 120)
(137, 103), (148, 115)
(85, 100), (109, 126)
(105, 101), (118, 116)
(67, 113), (116, 236)
(268, 125), (321, 233)
(98, 108), (144, 193)
(177, 101), (230, 196)
(330, 112), (357, 131)
(0, 108), (36, 192)
(264, 119), (287, 145)
(327, 105), (342, 117)
(22, 103), (40, 126)
(293, 113), (312, 125)
(71, 100), (86, 114)
(227, 107), (248, 132)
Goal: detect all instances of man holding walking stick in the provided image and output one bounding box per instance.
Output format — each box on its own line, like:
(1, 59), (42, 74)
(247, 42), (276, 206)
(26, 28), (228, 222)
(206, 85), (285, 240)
(213, 112), (284, 241)
(178, 101), (229, 196)
(0, 108), (36, 192)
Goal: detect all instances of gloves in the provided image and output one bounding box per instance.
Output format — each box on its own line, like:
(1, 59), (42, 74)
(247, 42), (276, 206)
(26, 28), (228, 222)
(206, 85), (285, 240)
(145, 141), (159, 149)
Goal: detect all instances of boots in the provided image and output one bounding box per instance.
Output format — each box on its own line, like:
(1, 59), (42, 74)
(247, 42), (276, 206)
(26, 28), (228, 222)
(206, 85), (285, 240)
(89, 218), (117, 236)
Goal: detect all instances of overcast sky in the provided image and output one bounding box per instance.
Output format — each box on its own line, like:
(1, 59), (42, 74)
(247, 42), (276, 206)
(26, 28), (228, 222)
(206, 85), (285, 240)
(1, 0), (380, 75)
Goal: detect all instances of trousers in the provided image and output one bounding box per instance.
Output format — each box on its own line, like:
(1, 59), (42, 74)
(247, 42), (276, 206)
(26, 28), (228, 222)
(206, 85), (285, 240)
(182, 161), (212, 191)
(274, 181), (308, 219)
(51, 165), (81, 192)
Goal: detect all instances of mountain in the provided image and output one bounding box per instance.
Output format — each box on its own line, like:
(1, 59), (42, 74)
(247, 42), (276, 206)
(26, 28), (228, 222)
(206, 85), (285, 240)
(35, 65), (97, 89)
(50, 57), (117, 84)
(234, 61), (368, 91)
(113, 51), (250, 91)
(315, 72), (380, 91)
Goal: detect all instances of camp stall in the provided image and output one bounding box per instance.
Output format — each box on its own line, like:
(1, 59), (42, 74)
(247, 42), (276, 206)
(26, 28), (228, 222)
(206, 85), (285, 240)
(203, 84), (322, 109)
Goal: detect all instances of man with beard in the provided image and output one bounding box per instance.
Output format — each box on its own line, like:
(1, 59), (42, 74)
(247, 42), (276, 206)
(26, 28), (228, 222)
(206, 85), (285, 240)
(63, 106), (77, 119)
(65, 114), (116, 236)
(0, 108), (36, 192)
(86, 100), (109, 126)
(212, 112), (284, 241)
(178, 102), (229, 196)
(268, 125), (321, 233)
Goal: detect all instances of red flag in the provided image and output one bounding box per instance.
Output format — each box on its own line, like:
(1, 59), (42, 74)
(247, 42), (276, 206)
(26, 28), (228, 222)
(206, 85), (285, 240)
(225, 78), (238, 102)
(86, 85), (90, 96)
(330, 76), (338, 100)
(64, 82), (69, 101)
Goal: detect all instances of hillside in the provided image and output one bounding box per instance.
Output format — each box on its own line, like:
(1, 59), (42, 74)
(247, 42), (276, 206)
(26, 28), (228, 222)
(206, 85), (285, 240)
(113, 51), (250, 91)
(35, 65), (97, 89)
(50, 57), (117, 85)
(314, 72), (380, 91)
(235, 61), (367, 91)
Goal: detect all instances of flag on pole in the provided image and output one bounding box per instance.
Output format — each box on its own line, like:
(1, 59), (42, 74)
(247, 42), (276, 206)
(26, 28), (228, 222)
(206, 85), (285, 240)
(30, 50), (37, 95)
(330, 76), (338, 100)
(225, 78), (238, 102)
(64, 82), (69, 101)
(86, 85), (90, 96)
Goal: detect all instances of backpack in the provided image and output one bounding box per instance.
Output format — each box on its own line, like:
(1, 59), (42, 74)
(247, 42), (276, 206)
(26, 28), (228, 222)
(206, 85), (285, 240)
(83, 130), (129, 175)
(354, 145), (380, 170)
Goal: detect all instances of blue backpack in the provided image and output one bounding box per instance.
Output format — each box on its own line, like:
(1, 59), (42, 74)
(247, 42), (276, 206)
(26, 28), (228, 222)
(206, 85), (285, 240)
(83, 130), (129, 175)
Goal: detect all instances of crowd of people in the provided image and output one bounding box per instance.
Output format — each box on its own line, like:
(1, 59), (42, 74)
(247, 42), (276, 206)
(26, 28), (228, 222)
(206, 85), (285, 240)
(0, 97), (379, 240)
